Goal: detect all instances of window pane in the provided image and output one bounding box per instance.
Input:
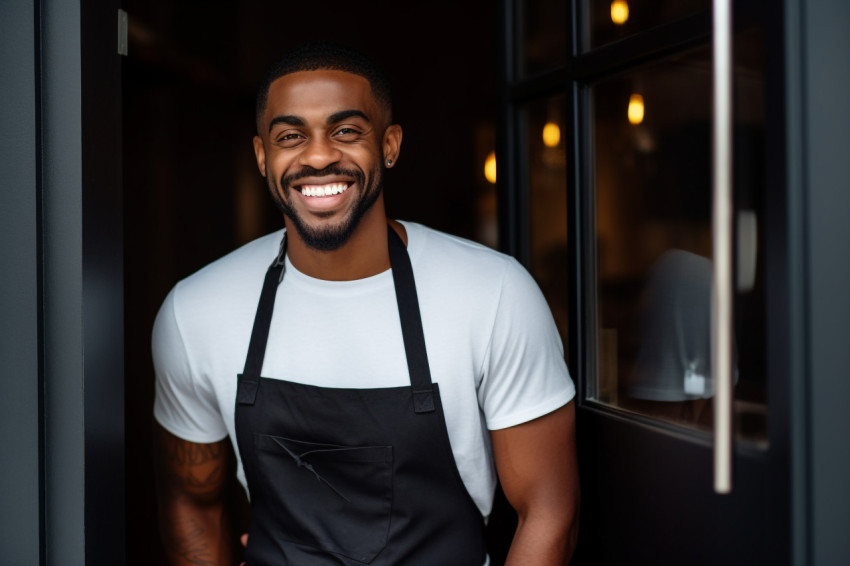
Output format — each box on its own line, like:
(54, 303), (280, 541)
(582, 0), (709, 52)
(591, 32), (767, 444)
(524, 95), (569, 348)
(519, 0), (567, 77)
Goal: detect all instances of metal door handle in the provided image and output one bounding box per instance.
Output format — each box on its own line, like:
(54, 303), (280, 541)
(712, 0), (734, 494)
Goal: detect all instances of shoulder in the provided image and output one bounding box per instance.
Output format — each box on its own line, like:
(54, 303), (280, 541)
(172, 230), (284, 307)
(402, 221), (541, 301)
(154, 228), (284, 369)
(159, 230), (284, 347)
(402, 221), (520, 281)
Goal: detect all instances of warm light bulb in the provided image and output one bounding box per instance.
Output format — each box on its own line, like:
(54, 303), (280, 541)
(542, 122), (561, 148)
(484, 150), (497, 184)
(628, 94), (644, 125)
(611, 0), (629, 25)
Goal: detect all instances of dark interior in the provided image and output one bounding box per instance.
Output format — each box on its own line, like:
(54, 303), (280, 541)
(121, 1), (503, 563)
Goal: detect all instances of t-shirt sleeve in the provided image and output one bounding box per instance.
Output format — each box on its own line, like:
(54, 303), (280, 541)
(152, 285), (229, 443)
(478, 258), (576, 430)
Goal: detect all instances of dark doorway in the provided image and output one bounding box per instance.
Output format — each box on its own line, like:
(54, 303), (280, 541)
(122, 2), (501, 563)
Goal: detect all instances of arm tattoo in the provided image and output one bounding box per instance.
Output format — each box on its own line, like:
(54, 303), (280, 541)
(165, 516), (216, 566)
(166, 439), (224, 467)
(165, 440), (226, 491)
(156, 432), (233, 564)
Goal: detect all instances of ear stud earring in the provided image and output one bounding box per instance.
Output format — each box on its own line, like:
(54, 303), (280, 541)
(386, 159), (393, 167)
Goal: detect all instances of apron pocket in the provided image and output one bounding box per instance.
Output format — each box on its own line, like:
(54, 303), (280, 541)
(254, 433), (393, 564)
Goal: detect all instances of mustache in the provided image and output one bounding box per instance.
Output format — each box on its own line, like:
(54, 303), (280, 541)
(282, 165), (364, 188)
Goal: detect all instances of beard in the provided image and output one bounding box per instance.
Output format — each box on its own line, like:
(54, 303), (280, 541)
(267, 164), (383, 252)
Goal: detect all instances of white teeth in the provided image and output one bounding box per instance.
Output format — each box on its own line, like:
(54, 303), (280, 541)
(301, 183), (348, 197)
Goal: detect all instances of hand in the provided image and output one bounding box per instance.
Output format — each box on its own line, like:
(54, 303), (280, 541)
(238, 533), (248, 566)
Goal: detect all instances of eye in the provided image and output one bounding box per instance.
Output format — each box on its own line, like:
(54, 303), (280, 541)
(274, 131), (305, 147)
(333, 126), (362, 141)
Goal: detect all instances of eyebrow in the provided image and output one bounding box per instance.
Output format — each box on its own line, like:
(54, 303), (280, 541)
(267, 110), (371, 134)
(268, 115), (304, 133)
(327, 109), (370, 125)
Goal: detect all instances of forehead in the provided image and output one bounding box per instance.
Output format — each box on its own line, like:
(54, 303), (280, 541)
(263, 70), (380, 125)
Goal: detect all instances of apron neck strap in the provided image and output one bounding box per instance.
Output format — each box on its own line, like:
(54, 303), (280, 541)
(239, 225), (435, 412)
(238, 234), (286, 405)
(387, 225), (435, 413)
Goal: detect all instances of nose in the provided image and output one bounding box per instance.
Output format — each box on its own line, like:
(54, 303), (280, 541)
(298, 136), (342, 170)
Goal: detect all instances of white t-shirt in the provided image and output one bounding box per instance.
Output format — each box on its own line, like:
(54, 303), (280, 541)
(153, 221), (574, 518)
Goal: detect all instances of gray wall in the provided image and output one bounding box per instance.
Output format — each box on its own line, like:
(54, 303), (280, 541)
(0, 1), (41, 562)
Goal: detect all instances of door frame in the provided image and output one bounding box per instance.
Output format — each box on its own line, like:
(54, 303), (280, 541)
(0, 0), (125, 563)
(784, 0), (850, 562)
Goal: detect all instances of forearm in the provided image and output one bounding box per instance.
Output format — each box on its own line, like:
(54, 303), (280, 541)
(160, 494), (235, 566)
(505, 509), (578, 566)
(154, 427), (236, 566)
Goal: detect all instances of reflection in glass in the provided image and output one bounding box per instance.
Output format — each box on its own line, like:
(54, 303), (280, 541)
(624, 249), (715, 423)
(583, 0), (709, 52)
(474, 124), (499, 250)
(610, 1), (629, 26)
(520, 0), (567, 77)
(627, 94), (644, 125)
(591, 32), (767, 443)
(484, 150), (497, 184)
(524, 95), (569, 349)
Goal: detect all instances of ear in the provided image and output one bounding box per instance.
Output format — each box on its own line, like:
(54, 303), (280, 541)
(382, 124), (403, 168)
(253, 135), (267, 177)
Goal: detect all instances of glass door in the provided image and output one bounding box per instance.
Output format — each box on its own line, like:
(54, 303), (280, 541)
(500, 1), (790, 563)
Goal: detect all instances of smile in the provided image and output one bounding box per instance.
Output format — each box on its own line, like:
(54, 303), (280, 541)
(298, 182), (350, 197)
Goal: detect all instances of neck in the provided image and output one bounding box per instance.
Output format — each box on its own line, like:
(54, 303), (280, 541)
(284, 199), (407, 281)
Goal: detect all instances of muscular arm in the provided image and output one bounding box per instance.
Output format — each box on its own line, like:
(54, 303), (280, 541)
(154, 423), (236, 566)
(491, 401), (580, 565)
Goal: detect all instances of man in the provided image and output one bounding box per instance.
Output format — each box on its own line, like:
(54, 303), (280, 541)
(153, 42), (578, 565)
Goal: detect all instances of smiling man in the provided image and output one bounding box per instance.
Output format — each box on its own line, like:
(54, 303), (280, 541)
(153, 42), (578, 566)
(259, 71), (393, 256)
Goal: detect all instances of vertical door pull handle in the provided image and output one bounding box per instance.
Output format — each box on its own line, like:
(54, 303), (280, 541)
(712, 0), (734, 494)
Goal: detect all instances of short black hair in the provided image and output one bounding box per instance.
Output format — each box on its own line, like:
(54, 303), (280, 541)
(255, 41), (393, 133)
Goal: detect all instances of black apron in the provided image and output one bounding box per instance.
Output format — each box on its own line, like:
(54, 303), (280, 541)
(235, 226), (488, 565)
